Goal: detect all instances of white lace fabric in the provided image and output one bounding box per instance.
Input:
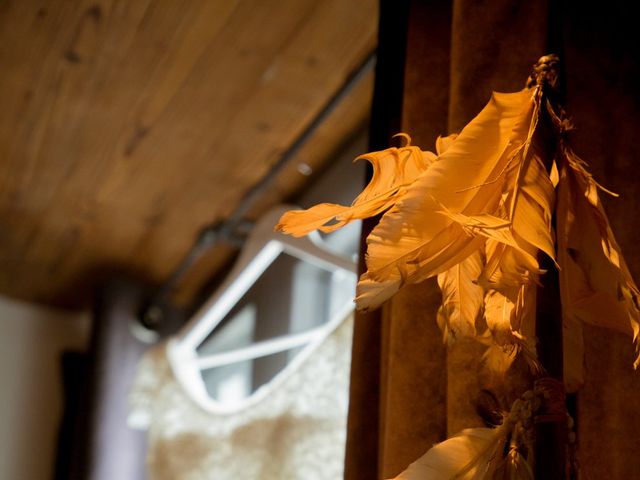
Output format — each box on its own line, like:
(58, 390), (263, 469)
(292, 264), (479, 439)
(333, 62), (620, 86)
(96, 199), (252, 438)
(129, 316), (353, 480)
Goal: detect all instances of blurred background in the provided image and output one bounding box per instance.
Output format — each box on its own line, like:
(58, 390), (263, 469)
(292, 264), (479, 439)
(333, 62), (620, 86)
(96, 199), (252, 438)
(0, 1), (378, 478)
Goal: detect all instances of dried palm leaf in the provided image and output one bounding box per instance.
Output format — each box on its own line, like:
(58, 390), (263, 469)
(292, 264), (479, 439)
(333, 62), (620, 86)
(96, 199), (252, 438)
(354, 272), (402, 311)
(275, 134), (435, 237)
(482, 284), (540, 375)
(390, 427), (502, 480)
(433, 133), (487, 340)
(556, 146), (640, 369)
(358, 90), (535, 308)
(437, 250), (485, 339)
(484, 288), (519, 346)
(363, 90), (533, 278)
(479, 238), (538, 291)
(391, 409), (535, 479)
(391, 388), (544, 480)
(439, 87), (555, 277)
(276, 60), (640, 377)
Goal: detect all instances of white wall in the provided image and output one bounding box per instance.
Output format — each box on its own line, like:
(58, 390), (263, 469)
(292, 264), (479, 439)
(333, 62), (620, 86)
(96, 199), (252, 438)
(0, 295), (90, 480)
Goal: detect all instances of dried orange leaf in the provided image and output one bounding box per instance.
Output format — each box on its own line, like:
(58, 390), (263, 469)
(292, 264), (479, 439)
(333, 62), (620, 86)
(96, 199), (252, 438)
(275, 137), (434, 237)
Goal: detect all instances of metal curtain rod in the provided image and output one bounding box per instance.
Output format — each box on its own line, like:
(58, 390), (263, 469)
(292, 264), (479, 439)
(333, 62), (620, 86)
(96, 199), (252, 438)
(140, 49), (377, 327)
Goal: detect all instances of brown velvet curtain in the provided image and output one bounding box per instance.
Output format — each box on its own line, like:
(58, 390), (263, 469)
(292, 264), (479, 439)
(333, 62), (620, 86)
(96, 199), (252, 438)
(345, 1), (640, 478)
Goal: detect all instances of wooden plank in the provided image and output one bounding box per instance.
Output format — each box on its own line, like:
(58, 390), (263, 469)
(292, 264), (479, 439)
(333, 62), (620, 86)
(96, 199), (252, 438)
(0, 0), (377, 307)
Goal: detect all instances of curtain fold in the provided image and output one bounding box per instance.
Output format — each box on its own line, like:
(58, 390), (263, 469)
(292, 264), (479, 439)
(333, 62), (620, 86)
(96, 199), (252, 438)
(378, 3), (451, 477)
(345, 1), (640, 478)
(563, 2), (640, 477)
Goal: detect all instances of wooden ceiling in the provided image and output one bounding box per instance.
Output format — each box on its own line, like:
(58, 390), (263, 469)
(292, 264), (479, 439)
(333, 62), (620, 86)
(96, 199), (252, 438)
(0, 0), (377, 308)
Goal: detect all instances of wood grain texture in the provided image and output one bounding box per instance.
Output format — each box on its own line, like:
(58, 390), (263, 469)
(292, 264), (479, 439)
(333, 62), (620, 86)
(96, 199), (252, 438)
(0, 0), (377, 307)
